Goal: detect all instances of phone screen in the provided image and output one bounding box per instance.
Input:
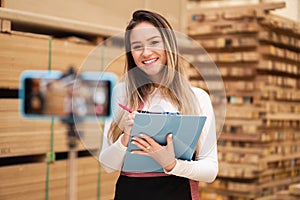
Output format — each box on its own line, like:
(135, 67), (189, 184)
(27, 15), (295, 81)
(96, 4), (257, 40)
(21, 71), (115, 118)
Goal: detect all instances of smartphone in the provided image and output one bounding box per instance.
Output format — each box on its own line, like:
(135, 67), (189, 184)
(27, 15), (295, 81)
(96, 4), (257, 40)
(19, 70), (117, 119)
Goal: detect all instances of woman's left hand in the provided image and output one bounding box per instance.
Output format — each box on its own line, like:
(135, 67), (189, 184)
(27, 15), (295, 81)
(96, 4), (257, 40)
(131, 133), (176, 172)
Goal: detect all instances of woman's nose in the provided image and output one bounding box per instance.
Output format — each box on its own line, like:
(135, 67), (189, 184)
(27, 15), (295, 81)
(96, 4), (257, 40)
(142, 46), (153, 57)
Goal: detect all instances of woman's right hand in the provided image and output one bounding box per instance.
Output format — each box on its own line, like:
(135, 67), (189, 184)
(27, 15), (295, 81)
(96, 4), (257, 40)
(121, 111), (136, 147)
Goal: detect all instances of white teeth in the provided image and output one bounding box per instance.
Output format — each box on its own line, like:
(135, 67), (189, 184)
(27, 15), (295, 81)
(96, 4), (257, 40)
(143, 58), (157, 64)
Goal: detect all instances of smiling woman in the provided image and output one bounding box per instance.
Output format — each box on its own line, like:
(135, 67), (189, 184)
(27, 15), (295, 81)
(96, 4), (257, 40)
(99, 10), (218, 200)
(129, 22), (167, 82)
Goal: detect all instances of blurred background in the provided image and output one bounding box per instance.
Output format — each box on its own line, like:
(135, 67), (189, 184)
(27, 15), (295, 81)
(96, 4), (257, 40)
(0, 0), (299, 199)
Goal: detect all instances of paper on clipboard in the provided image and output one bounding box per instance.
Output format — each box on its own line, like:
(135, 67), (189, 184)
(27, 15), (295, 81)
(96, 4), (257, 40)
(122, 112), (207, 172)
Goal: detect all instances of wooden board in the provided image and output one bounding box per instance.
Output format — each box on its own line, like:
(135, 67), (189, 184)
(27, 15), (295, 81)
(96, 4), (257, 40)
(275, 190), (299, 200)
(0, 31), (124, 89)
(0, 18), (10, 32)
(187, 1), (285, 24)
(2, 0), (186, 32)
(0, 7), (120, 37)
(0, 31), (95, 89)
(0, 99), (103, 158)
(289, 183), (300, 196)
(0, 156), (119, 200)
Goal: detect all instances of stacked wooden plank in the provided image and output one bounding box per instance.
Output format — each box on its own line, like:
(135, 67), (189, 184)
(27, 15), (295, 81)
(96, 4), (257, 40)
(270, 183), (300, 200)
(186, 2), (300, 200)
(0, 30), (124, 89)
(0, 156), (119, 200)
(0, 8), (124, 200)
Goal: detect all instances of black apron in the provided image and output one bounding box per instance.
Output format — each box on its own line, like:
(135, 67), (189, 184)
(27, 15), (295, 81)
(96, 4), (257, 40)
(114, 174), (192, 200)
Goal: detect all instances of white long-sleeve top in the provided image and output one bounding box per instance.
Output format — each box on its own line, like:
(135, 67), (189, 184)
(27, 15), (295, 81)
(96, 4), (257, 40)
(99, 83), (218, 183)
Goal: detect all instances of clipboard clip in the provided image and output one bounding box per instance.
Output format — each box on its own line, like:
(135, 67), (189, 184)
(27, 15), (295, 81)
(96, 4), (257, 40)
(137, 110), (180, 115)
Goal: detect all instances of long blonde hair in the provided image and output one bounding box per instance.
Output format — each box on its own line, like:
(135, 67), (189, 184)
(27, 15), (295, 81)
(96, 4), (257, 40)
(108, 10), (202, 143)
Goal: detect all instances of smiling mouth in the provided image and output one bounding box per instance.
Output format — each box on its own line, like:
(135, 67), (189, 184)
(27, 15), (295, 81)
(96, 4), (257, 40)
(142, 58), (158, 65)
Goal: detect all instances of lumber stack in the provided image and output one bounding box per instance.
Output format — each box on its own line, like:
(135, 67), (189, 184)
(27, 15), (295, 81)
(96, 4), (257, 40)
(186, 2), (300, 200)
(0, 8), (123, 200)
(0, 156), (119, 200)
(0, 29), (124, 89)
(271, 183), (300, 200)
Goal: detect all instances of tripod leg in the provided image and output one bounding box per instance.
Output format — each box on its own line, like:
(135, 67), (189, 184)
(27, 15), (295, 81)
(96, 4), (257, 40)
(67, 147), (78, 200)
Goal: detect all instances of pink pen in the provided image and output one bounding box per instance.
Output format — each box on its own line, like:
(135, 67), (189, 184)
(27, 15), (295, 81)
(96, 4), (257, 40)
(118, 103), (133, 113)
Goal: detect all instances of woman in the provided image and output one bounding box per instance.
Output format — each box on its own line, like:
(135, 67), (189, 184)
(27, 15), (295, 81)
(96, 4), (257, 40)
(99, 10), (218, 200)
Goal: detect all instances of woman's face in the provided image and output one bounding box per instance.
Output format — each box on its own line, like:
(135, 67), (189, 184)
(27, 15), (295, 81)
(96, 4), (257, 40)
(130, 21), (167, 82)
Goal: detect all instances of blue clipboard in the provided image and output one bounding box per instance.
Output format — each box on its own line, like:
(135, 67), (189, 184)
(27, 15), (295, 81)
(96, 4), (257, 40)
(122, 112), (207, 172)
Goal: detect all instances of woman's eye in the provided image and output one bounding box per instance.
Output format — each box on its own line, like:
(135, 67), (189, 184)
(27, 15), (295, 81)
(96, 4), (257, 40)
(132, 45), (143, 50)
(150, 40), (160, 46)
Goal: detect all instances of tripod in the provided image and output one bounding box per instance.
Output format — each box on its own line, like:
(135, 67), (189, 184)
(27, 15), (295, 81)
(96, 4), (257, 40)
(62, 115), (82, 200)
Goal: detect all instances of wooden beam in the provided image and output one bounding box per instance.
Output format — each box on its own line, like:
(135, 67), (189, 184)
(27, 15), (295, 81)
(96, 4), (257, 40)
(0, 7), (121, 37)
(0, 19), (11, 32)
(187, 1), (286, 22)
(187, 1), (285, 14)
(289, 183), (300, 196)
